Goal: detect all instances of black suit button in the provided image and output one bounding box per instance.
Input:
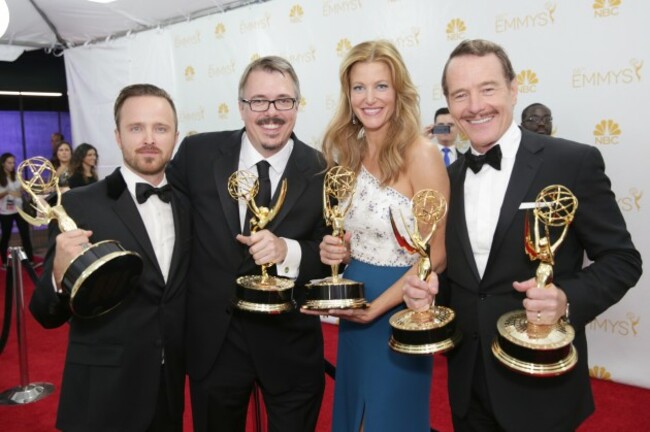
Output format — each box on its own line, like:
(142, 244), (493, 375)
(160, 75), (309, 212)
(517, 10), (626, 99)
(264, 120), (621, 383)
(479, 293), (487, 300)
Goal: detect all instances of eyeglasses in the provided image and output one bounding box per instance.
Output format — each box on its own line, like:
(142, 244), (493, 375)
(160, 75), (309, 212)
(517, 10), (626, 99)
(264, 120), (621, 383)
(240, 98), (297, 112)
(524, 115), (553, 125)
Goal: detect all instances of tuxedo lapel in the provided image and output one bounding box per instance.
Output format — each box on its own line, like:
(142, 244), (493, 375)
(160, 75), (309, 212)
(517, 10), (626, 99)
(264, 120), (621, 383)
(211, 136), (242, 239)
(486, 134), (544, 272)
(164, 192), (189, 297)
(451, 159), (481, 283)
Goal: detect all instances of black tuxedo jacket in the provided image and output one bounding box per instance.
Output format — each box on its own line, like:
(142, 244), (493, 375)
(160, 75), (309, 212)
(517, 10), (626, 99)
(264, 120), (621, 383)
(167, 129), (329, 382)
(442, 129), (642, 431)
(30, 169), (191, 432)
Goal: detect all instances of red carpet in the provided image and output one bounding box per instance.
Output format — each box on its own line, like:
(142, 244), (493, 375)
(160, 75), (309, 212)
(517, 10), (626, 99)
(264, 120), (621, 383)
(1, 265), (649, 431)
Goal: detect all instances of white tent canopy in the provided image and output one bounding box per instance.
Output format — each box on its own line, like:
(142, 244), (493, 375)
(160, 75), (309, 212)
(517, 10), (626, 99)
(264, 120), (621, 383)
(0, 0), (261, 61)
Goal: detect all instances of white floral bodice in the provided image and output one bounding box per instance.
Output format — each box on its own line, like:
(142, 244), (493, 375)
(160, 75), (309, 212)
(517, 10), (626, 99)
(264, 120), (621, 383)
(341, 166), (419, 267)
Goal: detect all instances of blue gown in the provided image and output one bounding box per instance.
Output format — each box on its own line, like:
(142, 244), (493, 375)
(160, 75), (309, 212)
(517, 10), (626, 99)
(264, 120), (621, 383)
(332, 167), (433, 431)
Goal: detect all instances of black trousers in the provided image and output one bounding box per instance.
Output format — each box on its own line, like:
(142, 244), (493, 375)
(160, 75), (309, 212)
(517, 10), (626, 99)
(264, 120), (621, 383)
(147, 365), (182, 432)
(0, 213), (34, 265)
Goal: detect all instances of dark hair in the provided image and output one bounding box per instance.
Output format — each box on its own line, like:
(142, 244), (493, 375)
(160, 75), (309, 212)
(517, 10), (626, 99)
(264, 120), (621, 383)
(51, 141), (73, 169)
(0, 153), (16, 187)
(442, 39), (516, 97)
(69, 143), (98, 181)
(434, 107), (450, 122)
(521, 103), (551, 122)
(113, 83), (178, 131)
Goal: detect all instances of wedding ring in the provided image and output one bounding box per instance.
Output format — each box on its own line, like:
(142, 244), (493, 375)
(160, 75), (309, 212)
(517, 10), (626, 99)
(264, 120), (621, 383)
(536, 311), (541, 321)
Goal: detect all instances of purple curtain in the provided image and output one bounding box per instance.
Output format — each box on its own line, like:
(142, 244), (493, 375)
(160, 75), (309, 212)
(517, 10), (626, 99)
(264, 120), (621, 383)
(0, 111), (71, 164)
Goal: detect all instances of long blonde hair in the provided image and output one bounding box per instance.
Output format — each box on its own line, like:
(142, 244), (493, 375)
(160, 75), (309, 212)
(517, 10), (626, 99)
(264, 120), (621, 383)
(322, 40), (421, 186)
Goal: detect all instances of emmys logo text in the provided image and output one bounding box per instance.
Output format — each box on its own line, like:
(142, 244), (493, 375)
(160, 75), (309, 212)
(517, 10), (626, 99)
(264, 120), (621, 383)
(517, 69), (539, 93)
(593, 119), (621, 145)
(286, 46), (317, 64)
(174, 30), (201, 48)
(617, 187), (643, 212)
(572, 59), (643, 88)
(386, 27), (420, 50)
(240, 13), (271, 33)
(431, 85), (444, 101)
(446, 18), (467, 41)
(495, 3), (557, 33)
(588, 312), (640, 337)
(323, 0), (362, 16)
(593, 0), (621, 18)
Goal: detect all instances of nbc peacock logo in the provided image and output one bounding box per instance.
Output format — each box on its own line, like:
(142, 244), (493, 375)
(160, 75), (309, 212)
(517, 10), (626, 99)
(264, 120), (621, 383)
(336, 38), (353, 57)
(289, 5), (304, 23)
(185, 130), (198, 138)
(214, 23), (226, 39)
(298, 96), (307, 112)
(516, 69), (539, 93)
(446, 18), (467, 41)
(218, 103), (229, 120)
(589, 365), (612, 380)
(593, 119), (621, 144)
(184, 66), (196, 81)
(593, 0), (621, 18)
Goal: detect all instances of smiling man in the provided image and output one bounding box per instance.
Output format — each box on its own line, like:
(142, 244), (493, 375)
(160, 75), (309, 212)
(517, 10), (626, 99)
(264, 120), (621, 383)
(402, 39), (641, 431)
(168, 56), (328, 432)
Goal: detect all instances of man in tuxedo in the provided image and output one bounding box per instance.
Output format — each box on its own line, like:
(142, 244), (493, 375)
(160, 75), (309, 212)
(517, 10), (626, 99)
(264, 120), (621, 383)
(521, 102), (553, 136)
(430, 107), (462, 167)
(167, 56), (328, 431)
(30, 84), (190, 432)
(403, 39), (642, 431)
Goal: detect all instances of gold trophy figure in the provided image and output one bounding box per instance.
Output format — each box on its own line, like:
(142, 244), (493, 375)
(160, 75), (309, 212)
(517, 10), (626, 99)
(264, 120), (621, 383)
(492, 185), (579, 376)
(228, 169), (294, 313)
(388, 190), (461, 355)
(304, 166), (366, 310)
(17, 157), (143, 318)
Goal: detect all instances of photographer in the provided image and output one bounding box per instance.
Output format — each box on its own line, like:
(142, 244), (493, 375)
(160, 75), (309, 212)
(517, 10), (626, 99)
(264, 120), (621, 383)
(425, 107), (461, 166)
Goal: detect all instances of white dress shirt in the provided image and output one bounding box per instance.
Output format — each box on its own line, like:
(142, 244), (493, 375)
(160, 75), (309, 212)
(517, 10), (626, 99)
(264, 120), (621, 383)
(121, 165), (175, 283)
(238, 133), (301, 279)
(437, 143), (459, 165)
(464, 122), (521, 278)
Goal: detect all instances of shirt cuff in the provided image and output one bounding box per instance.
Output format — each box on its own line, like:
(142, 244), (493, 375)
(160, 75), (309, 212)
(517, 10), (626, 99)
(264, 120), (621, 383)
(276, 238), (301, 279)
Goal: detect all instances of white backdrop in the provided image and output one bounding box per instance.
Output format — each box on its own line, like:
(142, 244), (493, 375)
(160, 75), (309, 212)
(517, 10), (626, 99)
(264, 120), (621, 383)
(64, 0), (648, 388)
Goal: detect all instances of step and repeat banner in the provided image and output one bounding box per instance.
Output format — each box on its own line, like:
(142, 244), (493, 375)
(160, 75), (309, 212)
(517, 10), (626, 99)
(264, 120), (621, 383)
(64, 0), (648, 388)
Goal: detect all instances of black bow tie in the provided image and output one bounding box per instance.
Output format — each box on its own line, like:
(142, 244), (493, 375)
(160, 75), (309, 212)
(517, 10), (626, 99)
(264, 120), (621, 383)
(465, 144), (502, 174)
(135, 183), (171, 204)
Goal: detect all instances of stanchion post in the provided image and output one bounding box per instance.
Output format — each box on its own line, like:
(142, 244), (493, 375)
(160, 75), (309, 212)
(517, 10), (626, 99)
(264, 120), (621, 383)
(0, 247), (55, 405)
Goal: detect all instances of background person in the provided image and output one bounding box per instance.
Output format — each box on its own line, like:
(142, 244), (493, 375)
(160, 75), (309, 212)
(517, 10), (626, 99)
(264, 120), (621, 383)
(51, 141), (73, 191)
(68, 143), (98, 188)
(521, 102), (553, 135)
(430, 107), (461, 166)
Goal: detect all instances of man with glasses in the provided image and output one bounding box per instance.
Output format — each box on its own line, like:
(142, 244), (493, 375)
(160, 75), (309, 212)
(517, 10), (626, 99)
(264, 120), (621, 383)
(521, 102), (553, 135)
(429, 107), (462, 166)
(168, 56), (328, 432)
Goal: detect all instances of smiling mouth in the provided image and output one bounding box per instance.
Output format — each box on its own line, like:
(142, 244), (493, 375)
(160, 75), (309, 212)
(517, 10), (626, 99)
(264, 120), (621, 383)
(257, 118), (285, 130)
(468, 116), (493, 125)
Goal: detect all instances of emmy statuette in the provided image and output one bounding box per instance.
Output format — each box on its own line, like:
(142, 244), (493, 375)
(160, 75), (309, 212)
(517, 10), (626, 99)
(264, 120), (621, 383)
(228, 169), (294, 313)
(388, 190), (461, 355)
(304, 166), (366, 310)
(492, 185), (579, 376)
(17, 157), (143, 318)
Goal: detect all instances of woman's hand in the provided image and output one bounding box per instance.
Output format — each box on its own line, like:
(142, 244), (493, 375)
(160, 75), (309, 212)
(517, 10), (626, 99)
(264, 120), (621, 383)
(301, 302), (378, 324)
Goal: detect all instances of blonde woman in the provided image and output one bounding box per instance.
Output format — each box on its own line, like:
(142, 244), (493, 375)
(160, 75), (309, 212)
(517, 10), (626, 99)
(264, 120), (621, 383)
(307, 41), (449, 431)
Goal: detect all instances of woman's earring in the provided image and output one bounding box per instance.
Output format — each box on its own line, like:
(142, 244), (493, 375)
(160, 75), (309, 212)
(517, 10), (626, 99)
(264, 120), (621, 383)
(352, 115), (357, 125)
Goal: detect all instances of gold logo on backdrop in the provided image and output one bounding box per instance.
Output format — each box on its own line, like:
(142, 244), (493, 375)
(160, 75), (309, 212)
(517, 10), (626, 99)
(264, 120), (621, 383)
(593, 0), (621, 17)
(298, 96), (307, 112)
(431, 85), (444, 101)
(593, 119), (621, 144)
(240, 13), (271, 33)
(336, 38), (353, 57)
(517, 69), (539, 93)
(323, 0), (363, 17)
(446, 18), (467, 41)
(250, 53), (261, 62)
(208, 60), (236, 77)
(174, 30), (201, 48)
(495, 2), (557, 33)
(572, 59), (643, 88)
(185, 130), (198, 137)
(180, 107), (205, 123)
(618, 187), (643, 212)
(387, 27), (420, 50)
(289, 5), (304, 23)
(588, 312), (640, 336)
(218, 103), (229, 119)
(214, 23), (226, 39)
(589, 365), (612, 380)
(184, 66), (196, 81)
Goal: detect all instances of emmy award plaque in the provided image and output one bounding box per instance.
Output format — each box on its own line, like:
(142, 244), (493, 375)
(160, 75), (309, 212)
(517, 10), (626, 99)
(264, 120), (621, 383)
(492, 185), (579, 376)
(17, 157), (143, 318)
(388, 190), (461, 355)
(304, 166), (366, 310)
(228, 169), (294, 313)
